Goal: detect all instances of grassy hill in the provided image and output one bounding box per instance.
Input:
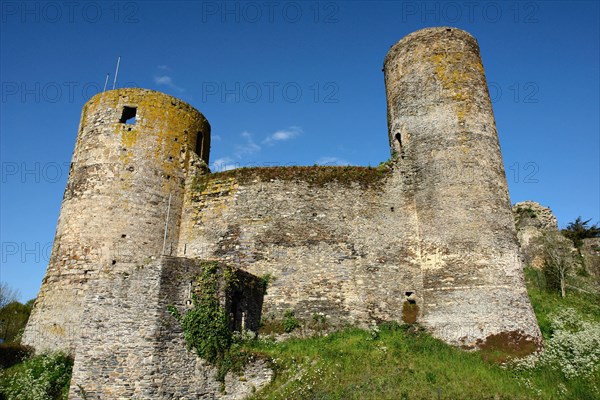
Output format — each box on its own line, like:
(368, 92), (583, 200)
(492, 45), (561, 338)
(1, 267), (598, 400)
(241, 267), (599, 400)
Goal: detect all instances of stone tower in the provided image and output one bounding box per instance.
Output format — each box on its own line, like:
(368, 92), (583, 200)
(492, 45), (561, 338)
(384, 27), (540, 346)
(23, 30), (542, 386)
(22, 89), (210, 352)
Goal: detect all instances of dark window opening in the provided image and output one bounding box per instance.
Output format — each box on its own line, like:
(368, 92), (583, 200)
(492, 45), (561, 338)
(395, 132), (402, 149)
(119, 106), (137, 124)
(195, 131), (204, 156)
(405, 291), (416, 304)
(112, 260), (116, 265)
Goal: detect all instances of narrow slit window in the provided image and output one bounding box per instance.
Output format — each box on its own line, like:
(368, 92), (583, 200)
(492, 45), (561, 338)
(119, 106), (137, 124)
(395, 132), (402, 149)
(195, 131), (203, 156)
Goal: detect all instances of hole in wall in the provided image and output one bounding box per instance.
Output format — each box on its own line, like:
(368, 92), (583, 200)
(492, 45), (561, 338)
(394, 132), (402, 150)
(446, 28), (452, 32)
(112, 260), (116, 265)
(119, 106), (137, 124)
(390, 207), (395, 212)
(121, 234), (126, 238)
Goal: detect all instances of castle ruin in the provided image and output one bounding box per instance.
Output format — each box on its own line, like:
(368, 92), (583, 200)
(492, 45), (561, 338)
(23, 27), (542, 398)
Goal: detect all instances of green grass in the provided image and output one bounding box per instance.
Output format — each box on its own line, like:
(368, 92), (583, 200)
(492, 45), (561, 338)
(243, 325), (576, 400)
(524, 267), (600, 336)
(241, 268), (600, 400)
(1, 267), (597, 399)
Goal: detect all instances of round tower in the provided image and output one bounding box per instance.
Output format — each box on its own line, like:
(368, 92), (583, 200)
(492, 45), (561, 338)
(23, 88), (210, 352)
(384, 28), (541, 348)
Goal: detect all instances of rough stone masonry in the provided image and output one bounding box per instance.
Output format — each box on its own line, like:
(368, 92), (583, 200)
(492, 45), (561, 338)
(23, 27), (541, 398)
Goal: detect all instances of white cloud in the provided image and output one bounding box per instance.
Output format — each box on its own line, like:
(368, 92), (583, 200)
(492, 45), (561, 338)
(209, 132), (262, 171)
(153, 75), (184, 92)
(154, 75), (173, 85)
(263, 126), (303, 145)
(157, 65), (170, 71)
(210, 157), (239, 172)
(236, 131), (261, 156)
(315, 156), (351, 166)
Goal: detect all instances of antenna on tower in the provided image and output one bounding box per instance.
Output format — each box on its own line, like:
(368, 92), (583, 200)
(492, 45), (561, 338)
(103, 73), (110, 92)
(112, 56), (121, 90)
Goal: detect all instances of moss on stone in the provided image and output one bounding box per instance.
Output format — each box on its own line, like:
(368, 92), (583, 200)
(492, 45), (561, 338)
(200, 165), (391, 191)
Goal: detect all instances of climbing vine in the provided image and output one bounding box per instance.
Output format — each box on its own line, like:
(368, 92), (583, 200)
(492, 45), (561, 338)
(167, 261), (236, 382)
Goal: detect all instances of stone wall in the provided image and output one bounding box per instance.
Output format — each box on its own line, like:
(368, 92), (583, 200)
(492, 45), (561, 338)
(177, 167), (422, 329)
(513, 201), (560, 268)
(23, 89), (210, 353)
(513, 201), (559, 231)
(69, 256), (272, 399)
(582, 238), (600, 282)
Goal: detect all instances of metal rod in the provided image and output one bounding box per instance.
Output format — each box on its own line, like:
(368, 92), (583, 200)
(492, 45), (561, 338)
(112, 56), (121, 90)
(162, 193), (172, 255)
(103, 73), (109, 92)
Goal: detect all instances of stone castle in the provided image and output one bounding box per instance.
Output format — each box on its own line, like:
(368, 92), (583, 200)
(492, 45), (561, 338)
(23, 27), (542, 398)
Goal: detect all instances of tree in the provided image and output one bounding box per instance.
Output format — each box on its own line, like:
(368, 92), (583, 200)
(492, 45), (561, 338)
(0, 282), (20, 309)
(0, 300), (33, 343)
(562, 217), (600, 249)
(540, 231), (576, 298)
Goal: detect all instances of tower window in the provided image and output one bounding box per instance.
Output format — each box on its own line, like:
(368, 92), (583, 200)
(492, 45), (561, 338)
(119, 106), (137, 124)
(395, 132), (402, 149)
(195, 131), (204, 156)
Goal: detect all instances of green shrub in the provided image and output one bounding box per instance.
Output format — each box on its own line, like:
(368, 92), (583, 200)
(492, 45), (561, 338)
(0, 352), (73, 400)
(0, 343), (33, 369)
(539, 308), (600, 379)
(283, 310), (300, 333)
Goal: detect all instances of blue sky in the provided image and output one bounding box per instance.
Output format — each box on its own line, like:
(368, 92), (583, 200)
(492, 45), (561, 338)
(1, 1), (599, 301)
